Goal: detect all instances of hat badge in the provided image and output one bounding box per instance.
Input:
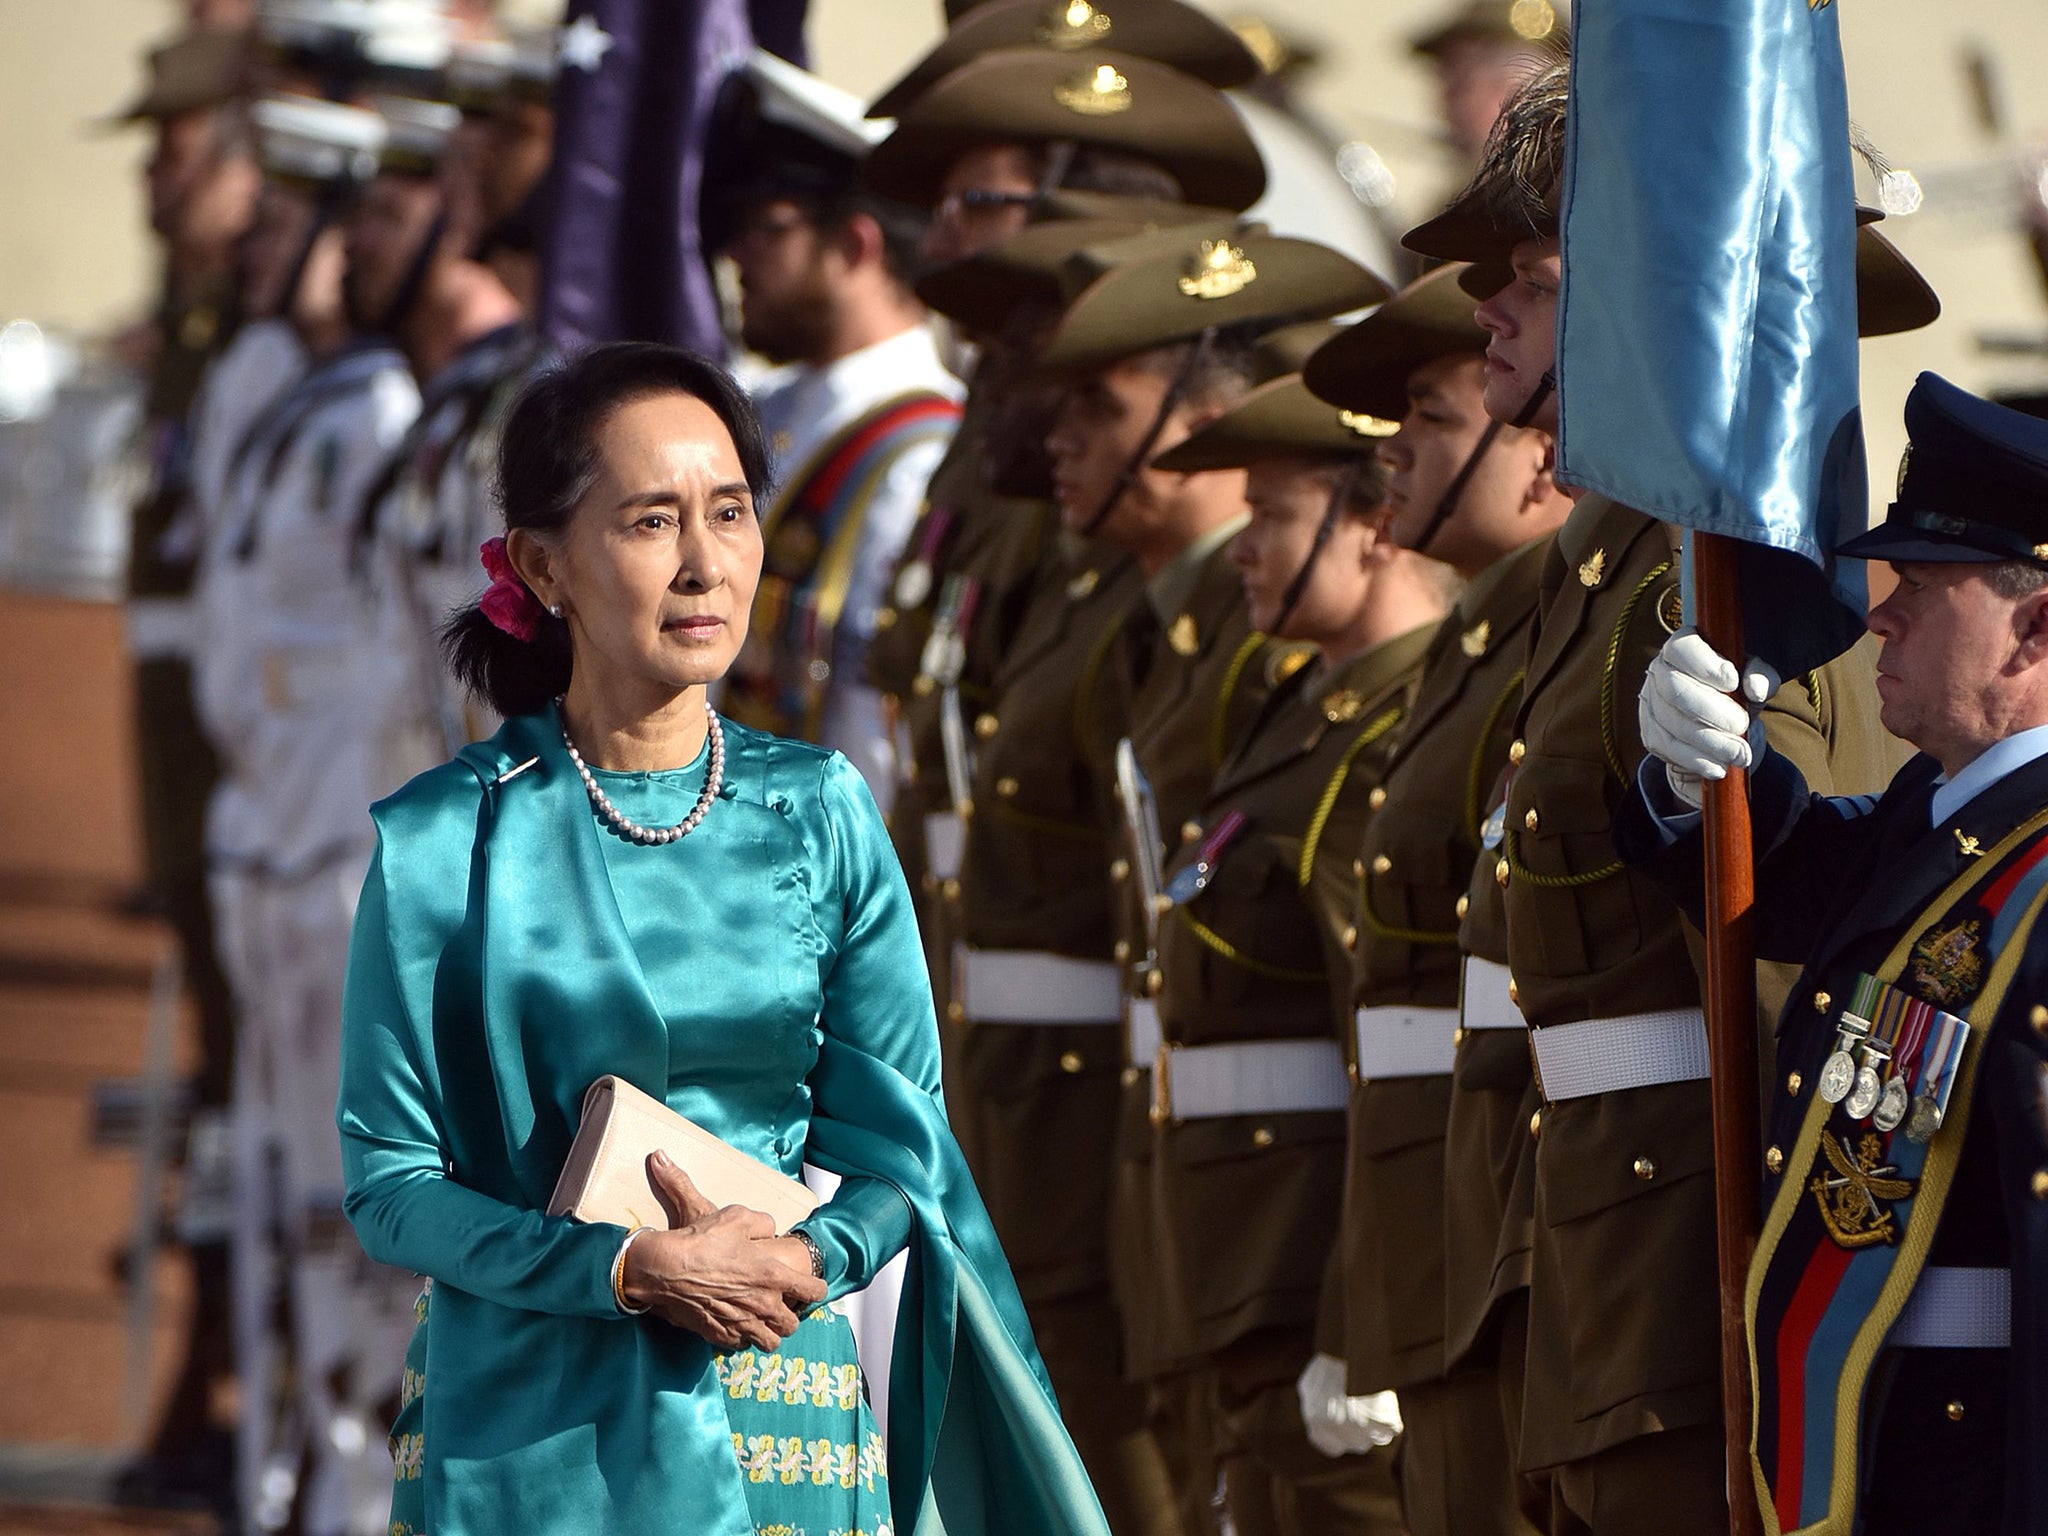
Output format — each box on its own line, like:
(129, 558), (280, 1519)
(1177, 239), (1258, 301)
(1337, 410), (1399, 438)
(1054, 63), (1132, 115)
(1039, 0), (1114, 49)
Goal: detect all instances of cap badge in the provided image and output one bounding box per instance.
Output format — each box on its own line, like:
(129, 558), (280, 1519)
(1167, 613), (1200, 655)
(1177, 239), (1257, 301)
(1054, 64), (1132, 115)
(1039, 0), (1114, 49)
(1460, 620), (1491, 658)
(1577, 549), (1606, 589)
(1337, 410), (1399, 438)
(1322, 688), (1365, 724)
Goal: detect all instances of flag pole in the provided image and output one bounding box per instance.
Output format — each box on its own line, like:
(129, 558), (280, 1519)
(1693, 530), (1764, 1536)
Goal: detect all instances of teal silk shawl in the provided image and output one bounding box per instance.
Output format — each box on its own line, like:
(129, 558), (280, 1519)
(338, 709), (1108, 1536)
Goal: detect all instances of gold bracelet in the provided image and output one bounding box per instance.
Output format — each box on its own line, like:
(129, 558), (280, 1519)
(612, 1226), (653, 1316)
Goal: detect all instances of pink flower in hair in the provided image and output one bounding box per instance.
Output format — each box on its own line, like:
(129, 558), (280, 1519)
(478, 537), (546, 642)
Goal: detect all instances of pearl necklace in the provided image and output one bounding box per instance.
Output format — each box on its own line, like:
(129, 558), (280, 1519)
(558, 703), (724, 846)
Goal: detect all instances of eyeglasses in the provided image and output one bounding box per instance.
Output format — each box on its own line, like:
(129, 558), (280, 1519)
(934, 188), (1038, 222)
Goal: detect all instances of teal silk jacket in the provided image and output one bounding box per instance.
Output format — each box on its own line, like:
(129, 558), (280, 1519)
(337, 707), (1109, 1536)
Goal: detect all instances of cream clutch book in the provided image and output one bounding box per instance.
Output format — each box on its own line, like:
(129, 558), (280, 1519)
(547, 1075), (819, 1234)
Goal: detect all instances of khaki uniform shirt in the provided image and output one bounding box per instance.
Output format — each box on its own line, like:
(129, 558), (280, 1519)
(1329, 536), (1549, 1394)
(1144, 630), (1432, 1377)
(942, 538), (1142, 1306)
(1484, 494), (1896, 1470)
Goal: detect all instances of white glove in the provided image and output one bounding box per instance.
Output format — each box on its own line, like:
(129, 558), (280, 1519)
(1638, 629), (1779, 809)
(1295, 1352), (1403, 1458)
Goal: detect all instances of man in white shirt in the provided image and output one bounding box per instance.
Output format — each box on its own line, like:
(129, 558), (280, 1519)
(709, 51), (964, 806)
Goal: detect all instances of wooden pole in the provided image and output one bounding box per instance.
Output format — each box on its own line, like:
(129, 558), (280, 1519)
(1692, 531), (1764, 1536)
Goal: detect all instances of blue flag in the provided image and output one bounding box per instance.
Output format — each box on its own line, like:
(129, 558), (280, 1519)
(1557, 0), (1867, 676)
(542, 0), (802, 355)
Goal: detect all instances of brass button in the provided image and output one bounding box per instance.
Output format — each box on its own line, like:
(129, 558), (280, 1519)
(1508, 739), (1526, 765)
(1787, 1071), (1803, 1097)
(1146, 968), (1164, 997)
(1946, 1400), (1965, 1423)
(974, 712), (999, 740)
(1352, 858), (1365, 880)
(1059, 1050), (1085, 1074)
(1495, 857), (1510, 888)
(913, 675), (936, 698)
(1113, 939), (1131, 963)
(1813, 990), (1831, 1013)
(1528, 1109), (1542, 1139)
(1368, 787), (1388, 811)
(1455, 894), (1470, 920)
(1766, 1145), (1785, 1175)
(1149, 1101), (1166, 1128)
(2033, 1169), (2048, 1201)
(1150, 895), (1173, 917)
(1181, 820), (1203, 844)
(875, 607), (898, 631)
(1111, 857), (1130, 882)
(1347, 1060), (1360, 1085)
(996, 776), (1020, 798)
(941, 878), (961, 899)
(1453, 1026), (1469, 1047)
(2032, 1004), (2048, 1036)
(1121, 1066), (1141, 1088)
(946, 1001), (965, 1023)
(1507, 978), (1520, 1006)
(1251, 1127), (1275, 1148)
(1342, 925), (1359, 952)
(1371, 854), (1393, 875)
(1632, 1156), (1657, 1181)
(1524, 807), (1540, 833)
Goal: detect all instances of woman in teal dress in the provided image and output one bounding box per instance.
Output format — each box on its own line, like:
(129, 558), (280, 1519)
(338, 343), (1107, 1536)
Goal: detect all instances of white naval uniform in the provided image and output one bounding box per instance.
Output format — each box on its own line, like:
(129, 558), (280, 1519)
(193, 338), (420, 1536)
(749, 323), (963, 810)
(360, 323), (545, 790)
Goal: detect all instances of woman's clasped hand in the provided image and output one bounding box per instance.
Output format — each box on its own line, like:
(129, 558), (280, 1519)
(618, 1151), (828, 1350)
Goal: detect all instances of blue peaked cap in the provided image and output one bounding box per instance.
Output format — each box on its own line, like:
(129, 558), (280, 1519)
(1838, 372), (2048, 565)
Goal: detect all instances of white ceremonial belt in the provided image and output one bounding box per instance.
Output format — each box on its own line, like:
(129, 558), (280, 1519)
(1126, 998), (1162, 1068)
(1157, 1039), (1350, 1121)
(953, 946), (1122, 1025)
(1459, 957), (1525, 1031)
(125, 597), (197, 660)
(1353, 1006), (1460, 1080)
(1889, 1266), (2011, 1350)
(1530, 1008), (1710, 1102)
(924, 811), (964, 881)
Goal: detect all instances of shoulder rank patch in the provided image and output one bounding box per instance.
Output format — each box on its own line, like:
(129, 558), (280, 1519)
(1908, 919), (1985, 1008)
(1054, 63), (1131, 115)
(1577, 548), (1606, 589)
(1460, 619), (1491, 658)
(1657, 586), (1685, 634)
(1266, 643), (1315, 687)
(1322, 688), (1364, 724)
(1167, 612), (1199, 655)
(1177, 240), (1257, 300)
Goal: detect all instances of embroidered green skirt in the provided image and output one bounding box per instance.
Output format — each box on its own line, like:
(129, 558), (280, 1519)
(386, 1282), (891, 1536)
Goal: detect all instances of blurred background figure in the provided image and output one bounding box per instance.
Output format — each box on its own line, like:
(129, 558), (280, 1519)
(1406, 0), (1566, 163)
(708, 48), (962, 804)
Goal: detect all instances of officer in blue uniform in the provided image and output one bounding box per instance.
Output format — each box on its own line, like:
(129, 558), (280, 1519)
(1617, 374), (2048, 1536)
